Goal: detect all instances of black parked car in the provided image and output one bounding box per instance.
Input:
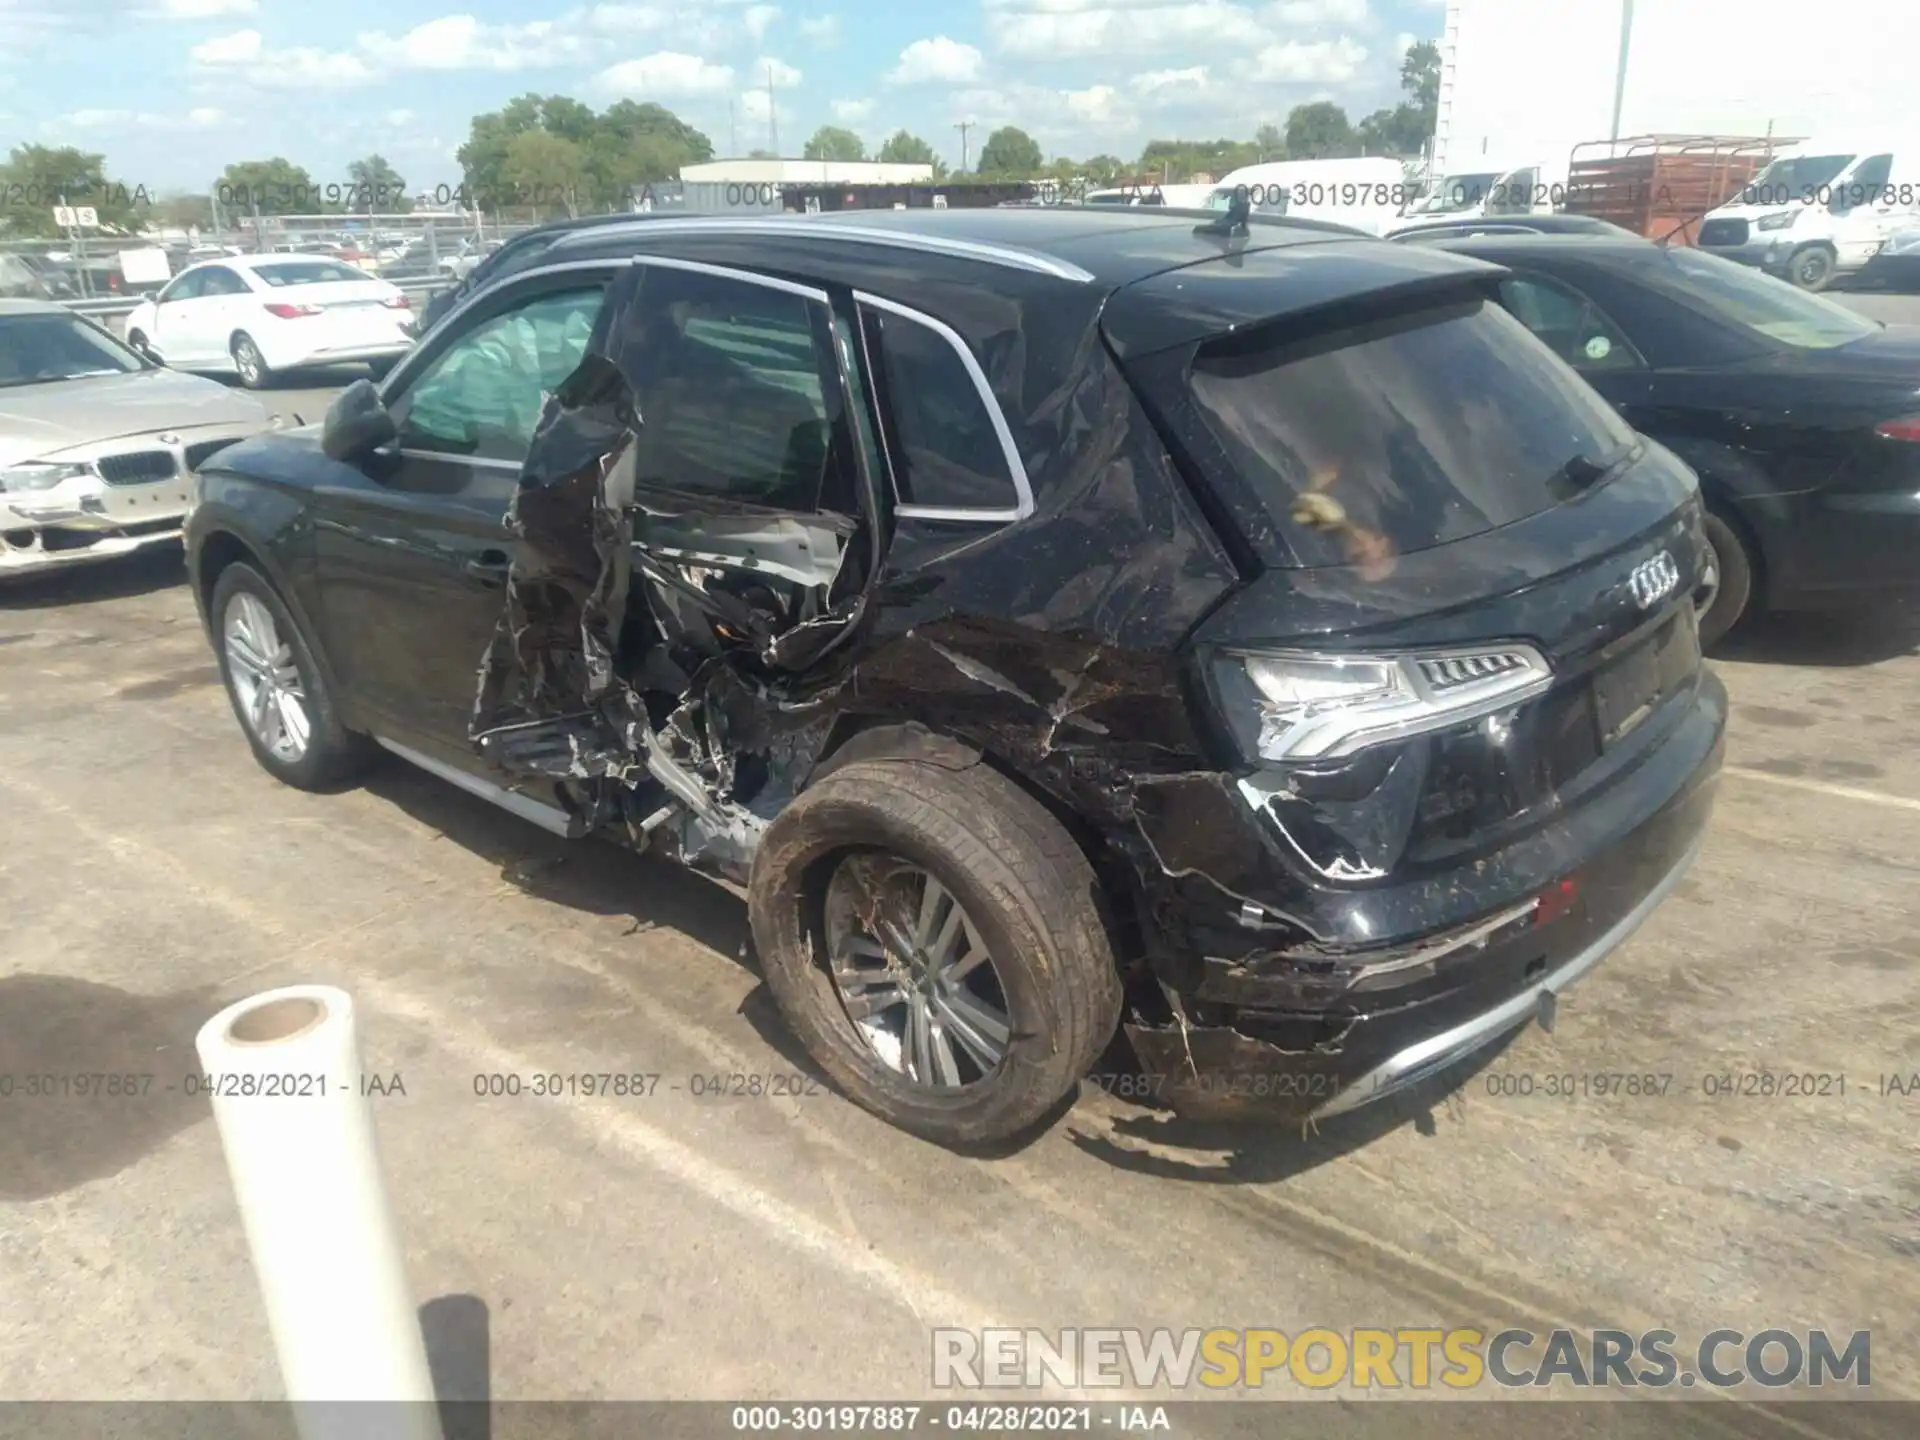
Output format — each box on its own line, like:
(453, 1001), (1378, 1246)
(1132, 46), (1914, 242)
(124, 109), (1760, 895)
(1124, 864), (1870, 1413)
(418, 215), (644, 332)
(1434, 234), (1920, 645)
(185, 209), (1724, 1146)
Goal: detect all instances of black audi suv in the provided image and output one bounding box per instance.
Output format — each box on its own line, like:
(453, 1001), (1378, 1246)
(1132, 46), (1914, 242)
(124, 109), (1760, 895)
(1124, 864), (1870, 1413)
(184, 207), (1725, 1146)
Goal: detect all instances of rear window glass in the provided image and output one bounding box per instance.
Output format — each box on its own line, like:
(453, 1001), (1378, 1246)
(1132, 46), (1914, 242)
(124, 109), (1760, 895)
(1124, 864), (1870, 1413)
(253, 261), (370, 286)
(1189, 299), (1637, 569)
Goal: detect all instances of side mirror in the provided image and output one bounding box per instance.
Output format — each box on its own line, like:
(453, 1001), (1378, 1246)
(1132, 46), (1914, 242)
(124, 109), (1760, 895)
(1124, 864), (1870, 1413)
(321, 379), (398, 462)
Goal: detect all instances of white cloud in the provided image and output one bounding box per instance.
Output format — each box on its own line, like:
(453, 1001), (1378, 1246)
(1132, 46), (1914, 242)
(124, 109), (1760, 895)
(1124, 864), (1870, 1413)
(1251, 36), (1367, 81)
(830, 97), (872, 122)
(384, 108), (416, 125)
(885, 36), (982, 85)
(798, 13), (839, 45)
(1063, 84), (1123, 122)
(743, 3), (779, 41)
(357, 16), (571, 71)
(49, 105), (232, 131)
(747, 55), (802, 87)
(137, 0), (257, 17)
(190, 29), (378, 88)
(189, 27), (260, 63)
(992, 2), (1269, 58)
(1134, 64), (1209, 94)
(1394, 30), (1416, 56)
(587, 51), (735, 97)
(1269, 0), (1368, 23)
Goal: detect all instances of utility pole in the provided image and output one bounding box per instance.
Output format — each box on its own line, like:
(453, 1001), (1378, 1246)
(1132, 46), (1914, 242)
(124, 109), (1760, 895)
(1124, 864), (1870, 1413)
(768, 67), (779, 156)
(954, 119), (974, 173)
(1609, 0), (1636, 145)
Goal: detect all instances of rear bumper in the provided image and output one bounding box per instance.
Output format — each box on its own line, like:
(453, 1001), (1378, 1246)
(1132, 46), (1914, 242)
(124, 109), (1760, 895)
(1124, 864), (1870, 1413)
(1737, 487), (1920, 610)
(1122, 669), (1726, 1122)
(257, 335), (414, 370)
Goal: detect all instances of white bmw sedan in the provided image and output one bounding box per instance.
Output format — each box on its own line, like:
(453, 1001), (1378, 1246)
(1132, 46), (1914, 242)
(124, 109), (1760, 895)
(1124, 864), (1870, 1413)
(124, 254), (417, 389)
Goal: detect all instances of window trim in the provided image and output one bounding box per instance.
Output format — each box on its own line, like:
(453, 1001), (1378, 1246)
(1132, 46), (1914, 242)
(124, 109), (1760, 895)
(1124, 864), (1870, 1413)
(852, 290), (1036, 524)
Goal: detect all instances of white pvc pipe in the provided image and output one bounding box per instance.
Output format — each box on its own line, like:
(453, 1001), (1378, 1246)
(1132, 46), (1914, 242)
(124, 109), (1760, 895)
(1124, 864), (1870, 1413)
(196, 985), (441, 1440)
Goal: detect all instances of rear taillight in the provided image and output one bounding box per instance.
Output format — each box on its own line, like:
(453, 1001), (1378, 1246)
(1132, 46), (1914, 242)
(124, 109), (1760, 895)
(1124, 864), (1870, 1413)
(1874, 415), (1920, 442)
(264, 302), (321, 319)
(383, 295), (410, 310)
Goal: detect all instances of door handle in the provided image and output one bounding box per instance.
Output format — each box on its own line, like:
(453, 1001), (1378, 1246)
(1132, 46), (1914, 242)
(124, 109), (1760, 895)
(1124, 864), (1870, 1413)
(464, 550), (512, 585)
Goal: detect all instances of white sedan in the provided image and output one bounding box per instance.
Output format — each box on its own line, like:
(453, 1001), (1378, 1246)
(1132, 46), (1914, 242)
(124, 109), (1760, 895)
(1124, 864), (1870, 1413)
(124, 254), (417, 389)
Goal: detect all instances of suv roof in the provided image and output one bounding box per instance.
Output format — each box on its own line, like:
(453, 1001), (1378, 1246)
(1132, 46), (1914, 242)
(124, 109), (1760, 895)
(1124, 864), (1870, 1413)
(544, 206), (1421, 291)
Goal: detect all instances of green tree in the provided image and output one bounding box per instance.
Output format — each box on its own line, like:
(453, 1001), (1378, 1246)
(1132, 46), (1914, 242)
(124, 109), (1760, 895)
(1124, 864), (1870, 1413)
(500, 130), (589, 217)
(151, 191), (215, 232)
(0, 145), (149, 236)
(1284, 102), (1356, 159)
(459, 94), (713, 213)
(216, 158), (321, 217)
(877, 129), (935, 165)
(1254, 124), (1284, 160)
(1136, 138), (1261, 183)
(1083, 153), (1125, 184)
(802, 125), (867, 162)
(346, 154), (409, 212)
(976, 126), (1043, 179)
(1402, 40), (1441, 113)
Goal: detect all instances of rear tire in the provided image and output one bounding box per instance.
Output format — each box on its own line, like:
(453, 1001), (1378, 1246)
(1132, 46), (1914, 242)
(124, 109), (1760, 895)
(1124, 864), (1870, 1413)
(1786, 244), (1836, 292)
(748, 758), (1123, 1148)
(210, 561), (375, 790)
(1696, 508), (1755, 649)
(231, 332), (273, 390)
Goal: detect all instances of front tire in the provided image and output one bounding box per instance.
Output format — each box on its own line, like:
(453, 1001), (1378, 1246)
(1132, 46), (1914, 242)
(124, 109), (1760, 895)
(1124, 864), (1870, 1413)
(127, 328), (157, 362)
(1696, 508), (1755, 649)
(1786, 244), (1836, 292)
(231, 332), (273, 390)
(748, 758), (1123, 1148)
(211, 562), (374, 789)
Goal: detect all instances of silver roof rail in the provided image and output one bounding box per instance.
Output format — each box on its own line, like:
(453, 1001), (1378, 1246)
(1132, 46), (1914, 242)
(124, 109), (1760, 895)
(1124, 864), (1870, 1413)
(551, 216), (1098, 284)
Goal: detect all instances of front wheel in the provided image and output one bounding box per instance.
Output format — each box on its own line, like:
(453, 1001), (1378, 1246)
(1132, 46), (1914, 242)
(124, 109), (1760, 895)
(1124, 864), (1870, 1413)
(230, 332), (273, 389)
(210, 562), (375, 789)
(1786, 244), (1836, 292)
(748, 758), (1123, 1148)
(127, 328), (158, 362)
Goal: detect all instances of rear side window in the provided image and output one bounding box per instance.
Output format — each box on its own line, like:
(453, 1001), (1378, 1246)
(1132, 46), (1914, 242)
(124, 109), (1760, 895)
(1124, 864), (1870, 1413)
(624, 263), (842, 511)
(860, 301), (1025, 517)
(1189, 298), (1636, 569)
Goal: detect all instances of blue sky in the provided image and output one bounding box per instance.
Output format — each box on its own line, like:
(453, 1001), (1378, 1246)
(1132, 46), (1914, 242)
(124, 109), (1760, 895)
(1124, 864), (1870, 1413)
(0, 0), (1446, 193)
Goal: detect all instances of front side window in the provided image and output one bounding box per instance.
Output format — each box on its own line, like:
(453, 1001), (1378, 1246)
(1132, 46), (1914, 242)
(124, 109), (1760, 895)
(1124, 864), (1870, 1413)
(396, 285), (606, 461)
(622, 264), (842, 511)
(160, 270), (207, 303)
(1189, 298), (1638, 570)
(198, 267), (250, 296)
(860, 303), (1023, 515)
(1498, 274), (1643, 370)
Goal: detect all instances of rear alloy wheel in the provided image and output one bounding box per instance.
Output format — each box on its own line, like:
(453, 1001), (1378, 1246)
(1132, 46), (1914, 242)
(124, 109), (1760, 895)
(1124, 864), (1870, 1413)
(210, 561), (374, 790)
(823, 857), (1013, 1088)
(231, 332), (272, 390)
(749, 758), (1123, 1148)
(1787, 245), (1836, 292)
(1695, 509), (1755, 649)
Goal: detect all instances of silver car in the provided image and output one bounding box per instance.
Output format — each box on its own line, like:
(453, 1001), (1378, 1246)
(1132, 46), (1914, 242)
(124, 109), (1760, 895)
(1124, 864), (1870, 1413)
(1, 299), (280, 578)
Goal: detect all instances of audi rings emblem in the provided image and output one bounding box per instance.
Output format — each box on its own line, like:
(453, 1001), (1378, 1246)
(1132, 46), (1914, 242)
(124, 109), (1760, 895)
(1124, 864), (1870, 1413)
(1626, 551), (1681, 610)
